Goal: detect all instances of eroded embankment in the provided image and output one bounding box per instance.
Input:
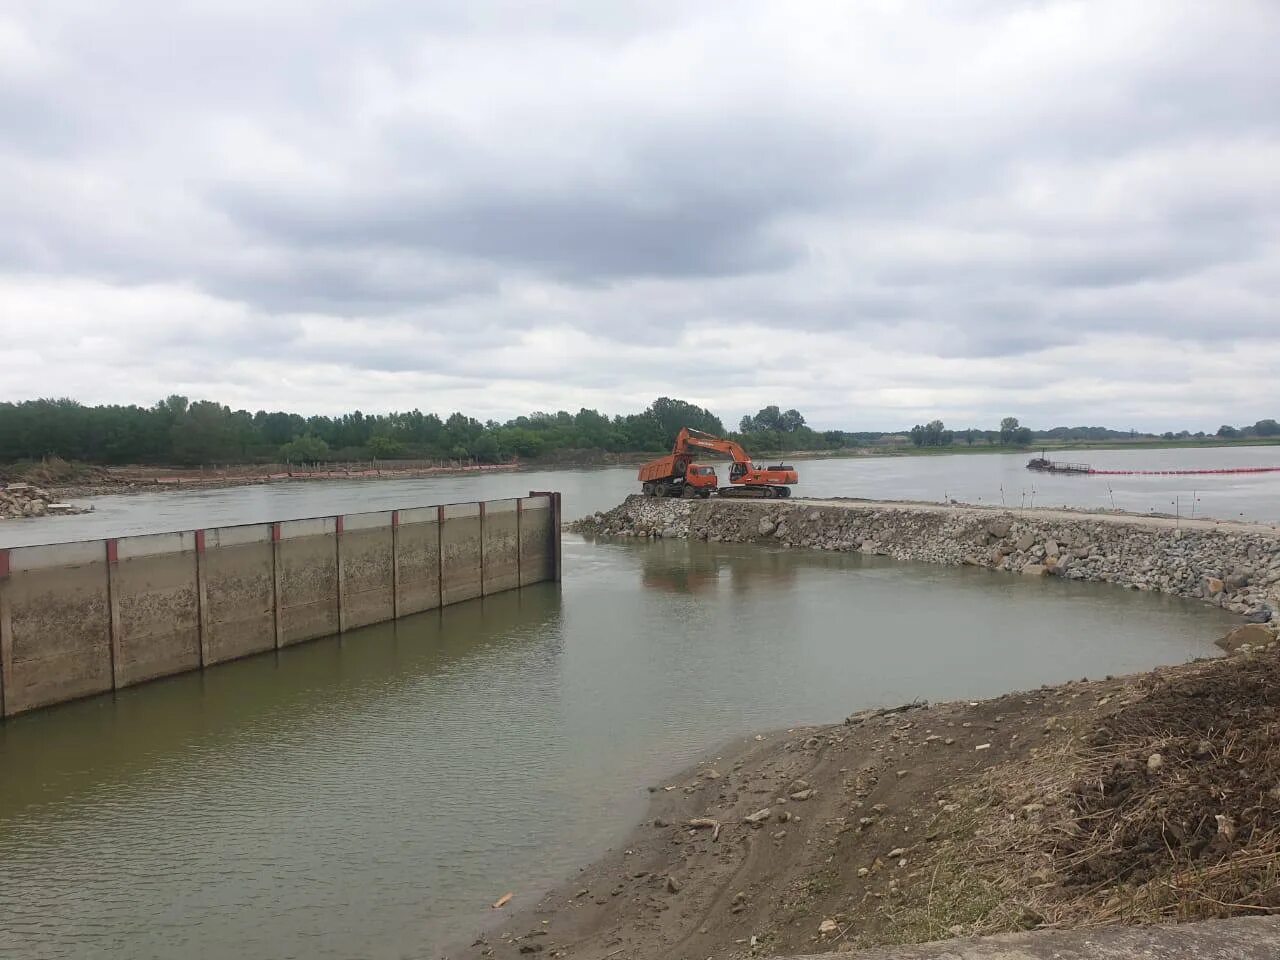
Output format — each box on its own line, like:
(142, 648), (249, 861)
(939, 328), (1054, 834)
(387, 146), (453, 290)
(467, 652), (1280, 960)
(572, 496), (1280, 632)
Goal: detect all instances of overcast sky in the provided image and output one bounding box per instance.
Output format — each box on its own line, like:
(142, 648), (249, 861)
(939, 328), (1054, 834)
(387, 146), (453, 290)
(2, 1), (1277, 431)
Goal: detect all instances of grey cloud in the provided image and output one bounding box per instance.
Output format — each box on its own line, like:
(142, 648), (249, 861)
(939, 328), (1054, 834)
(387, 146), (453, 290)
(1, 2), (1279, 426)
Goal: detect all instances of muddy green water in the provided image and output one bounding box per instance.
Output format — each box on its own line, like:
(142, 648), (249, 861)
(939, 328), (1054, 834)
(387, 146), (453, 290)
(0, 536), (1236, 959)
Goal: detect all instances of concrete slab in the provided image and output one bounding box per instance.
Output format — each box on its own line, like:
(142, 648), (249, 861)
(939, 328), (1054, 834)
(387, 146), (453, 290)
(203, 536), (276, 664)
(0, 549), (112, 715)
(340, 523), (394, 630)
(441, 507), (482, 606)
(112, 548), (201, 687)
(276, 533), (339, 646)
(519, 498), (554, 586)
(483, 501), (520, 595)
(396, 516), (441, 615)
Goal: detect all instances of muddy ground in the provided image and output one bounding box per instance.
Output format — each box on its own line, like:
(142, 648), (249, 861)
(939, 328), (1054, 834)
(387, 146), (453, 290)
(454, 650), (1280, 960)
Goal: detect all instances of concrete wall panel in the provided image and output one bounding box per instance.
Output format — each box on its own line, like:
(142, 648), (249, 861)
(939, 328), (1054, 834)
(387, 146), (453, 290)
(117, 531), (196, 560)
(113, 547), (201, 687)
(441, 504), (483, 605)
(1, 550), (112, 715)
(203, 531), (275, 664)
(276, 532), (339, 646)
(0, 493), (558, 717)
(341, 522), (394, 630)
(484, 500), (520, 594)
(519, 499), (555, 586)
(396, 517), (441, 615)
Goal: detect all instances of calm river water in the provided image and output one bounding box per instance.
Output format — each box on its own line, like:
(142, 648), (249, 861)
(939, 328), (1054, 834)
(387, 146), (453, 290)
(0, 533), (1237, 959)
(2, 445), (1279, 548)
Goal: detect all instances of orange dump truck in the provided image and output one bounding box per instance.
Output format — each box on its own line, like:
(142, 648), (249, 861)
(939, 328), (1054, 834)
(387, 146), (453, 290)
(638, 454), (718, 498)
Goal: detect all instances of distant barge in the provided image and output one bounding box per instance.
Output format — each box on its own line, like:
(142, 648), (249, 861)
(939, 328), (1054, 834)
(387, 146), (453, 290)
(1026, 457), (1091, 474)
(1026, 457), (1280, 476)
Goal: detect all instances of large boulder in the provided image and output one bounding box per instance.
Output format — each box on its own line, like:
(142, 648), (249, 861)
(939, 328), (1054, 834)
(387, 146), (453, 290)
(1216, 623), (1275, 652)
(1226, 572), (1251, 591)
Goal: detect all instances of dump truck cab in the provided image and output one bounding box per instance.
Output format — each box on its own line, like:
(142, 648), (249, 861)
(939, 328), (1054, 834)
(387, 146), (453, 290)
(685, 463), (718, 489)
(638, 456), (718, 497)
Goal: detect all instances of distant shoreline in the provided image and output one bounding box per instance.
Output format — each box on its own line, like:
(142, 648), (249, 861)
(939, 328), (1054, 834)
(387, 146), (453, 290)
(7, 438), (1279, 500)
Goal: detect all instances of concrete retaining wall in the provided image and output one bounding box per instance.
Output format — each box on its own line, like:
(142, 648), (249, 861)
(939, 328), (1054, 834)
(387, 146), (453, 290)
(0, 492), (561, 717)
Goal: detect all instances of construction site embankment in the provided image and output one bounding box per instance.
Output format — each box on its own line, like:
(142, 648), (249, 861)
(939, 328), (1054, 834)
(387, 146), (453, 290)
(573, 496), (1280, 629)
(0, 493), (561, 718)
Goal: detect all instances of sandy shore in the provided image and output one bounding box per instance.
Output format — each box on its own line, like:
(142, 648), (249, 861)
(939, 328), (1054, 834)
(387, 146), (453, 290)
(453, 648), (1280, 959)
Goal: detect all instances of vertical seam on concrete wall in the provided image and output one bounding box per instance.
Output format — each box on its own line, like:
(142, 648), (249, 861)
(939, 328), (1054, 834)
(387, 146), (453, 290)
(195, 529), (209, 668)
(516, 499), (523, 587)
(0, 550), (10, 717)
(106, 539), (123, 692)
(553, 493), (563, 581)
(389, 514), (399, 619)
(479, 501), (487, 597)
(272, 522), (283, 650)
(436, 505), (444, 611)
(335, 515), (346, 634)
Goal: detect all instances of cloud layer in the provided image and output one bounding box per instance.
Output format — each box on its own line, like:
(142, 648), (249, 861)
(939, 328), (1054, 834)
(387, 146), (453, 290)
(2, 1), (1278, 430)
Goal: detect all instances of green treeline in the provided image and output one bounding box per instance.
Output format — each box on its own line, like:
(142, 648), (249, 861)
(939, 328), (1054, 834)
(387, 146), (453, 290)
(907, 417), (1280, 448)
(0, 396), (837, 466)
(3, 396), (1276, 467)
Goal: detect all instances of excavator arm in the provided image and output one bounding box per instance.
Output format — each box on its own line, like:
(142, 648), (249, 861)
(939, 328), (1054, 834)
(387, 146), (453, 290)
(673, 428), (753, 465)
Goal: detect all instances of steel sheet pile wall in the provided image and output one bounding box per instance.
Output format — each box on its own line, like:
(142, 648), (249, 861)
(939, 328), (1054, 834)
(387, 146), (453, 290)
(0, 492), (561, 717)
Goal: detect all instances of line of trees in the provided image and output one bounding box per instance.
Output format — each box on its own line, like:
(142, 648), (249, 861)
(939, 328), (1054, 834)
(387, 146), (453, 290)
(0, 396), (733, 467)
(1215, 419), (1280, 439)
(2, 396), (1276, 467)
(908, 416), (1033, 447)
(0, 396), (857, 467)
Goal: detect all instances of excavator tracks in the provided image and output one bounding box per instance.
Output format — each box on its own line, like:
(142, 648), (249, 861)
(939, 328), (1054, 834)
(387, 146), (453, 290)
(716, 485), (791, 499)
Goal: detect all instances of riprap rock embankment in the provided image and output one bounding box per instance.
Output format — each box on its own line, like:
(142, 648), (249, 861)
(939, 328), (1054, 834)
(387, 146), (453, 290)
(573, 496), (1280, 629)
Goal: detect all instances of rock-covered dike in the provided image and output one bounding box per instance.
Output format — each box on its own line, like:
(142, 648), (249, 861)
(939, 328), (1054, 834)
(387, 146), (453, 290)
(573, 496), (1280, 627)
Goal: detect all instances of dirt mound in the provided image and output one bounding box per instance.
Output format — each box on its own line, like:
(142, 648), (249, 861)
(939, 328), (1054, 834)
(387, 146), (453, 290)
(1062, 656), (1280, 899)
(2, 457), (112, 487)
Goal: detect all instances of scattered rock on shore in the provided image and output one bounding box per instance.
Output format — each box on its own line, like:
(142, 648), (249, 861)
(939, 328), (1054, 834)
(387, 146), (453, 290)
(0, 483), (91, 520)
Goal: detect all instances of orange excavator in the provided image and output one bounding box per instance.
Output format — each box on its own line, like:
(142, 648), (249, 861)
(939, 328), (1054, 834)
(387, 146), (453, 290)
(638, 427), (799, 499)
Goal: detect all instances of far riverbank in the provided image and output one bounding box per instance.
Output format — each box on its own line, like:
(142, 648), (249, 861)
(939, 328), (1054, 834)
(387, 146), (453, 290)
(8, 438), (1280, 500)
